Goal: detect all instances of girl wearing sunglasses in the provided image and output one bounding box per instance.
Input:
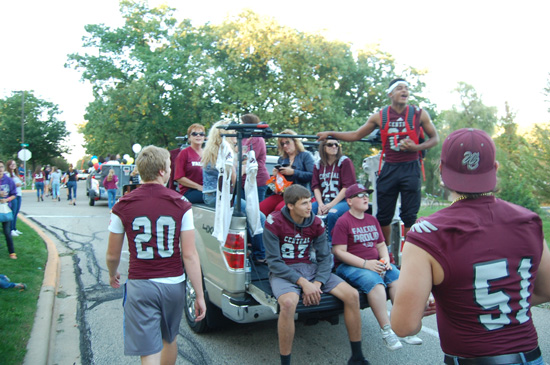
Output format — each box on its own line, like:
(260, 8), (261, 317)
(311, 139), (356, 241)
(174, 123), (205, 203)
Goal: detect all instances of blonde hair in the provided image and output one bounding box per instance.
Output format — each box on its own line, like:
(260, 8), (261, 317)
(277, 129), (305, 158)
(202, 120), (231, 168)
(107, 168), (115, 181)
(136, 145), (170, 182)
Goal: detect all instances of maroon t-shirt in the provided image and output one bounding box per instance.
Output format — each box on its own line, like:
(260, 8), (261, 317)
(241, 136), (269, 187)
(332, 211), (385, 266)
(174, 147), (203, 194)
(407, 196), (543, 357)
(383, 105), (422, 163)
(311, 156), (356, 202)
(112, 184), (191, 279)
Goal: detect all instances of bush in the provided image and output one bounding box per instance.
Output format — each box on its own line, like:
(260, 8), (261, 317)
(497, 179), (541, 214)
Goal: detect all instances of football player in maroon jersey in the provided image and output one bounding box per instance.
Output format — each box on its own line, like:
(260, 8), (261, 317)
(264, 184), (370, 365)
(392, 129), (550, 364)
(106, 145), (206, 365)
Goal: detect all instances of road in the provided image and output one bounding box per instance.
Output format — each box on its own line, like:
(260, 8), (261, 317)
(21, 181), (550, 364)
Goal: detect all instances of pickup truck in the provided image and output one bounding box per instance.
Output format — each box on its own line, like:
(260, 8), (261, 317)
(182, 123), (390, 333)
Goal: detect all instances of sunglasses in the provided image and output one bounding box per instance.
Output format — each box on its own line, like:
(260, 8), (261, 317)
(325, 143), (340, 148)
(280, 141), (292, 146)
(352, 193), (369, 199)
(191, 132), (205, 137)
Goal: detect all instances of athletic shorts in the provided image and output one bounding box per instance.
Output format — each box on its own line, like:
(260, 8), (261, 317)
(376, 160), (421, 227)
(123, 279), (185, 356)
(269, 262), (344, 299)
(335, 263), (399, 294)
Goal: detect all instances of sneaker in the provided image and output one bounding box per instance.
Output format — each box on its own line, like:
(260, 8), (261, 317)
(400, 335), (423, 345)
(15, 230), (22, 235)
(11, 230), (20, 237)
(380, 325), (403, 350)
(348, 357), (371, 365)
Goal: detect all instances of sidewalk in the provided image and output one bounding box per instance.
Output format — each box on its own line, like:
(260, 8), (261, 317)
(20, 194), (82, 365)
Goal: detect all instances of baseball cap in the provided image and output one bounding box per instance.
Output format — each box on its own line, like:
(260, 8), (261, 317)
(345, 183), (374, 199)
(440, 128), (497, 193)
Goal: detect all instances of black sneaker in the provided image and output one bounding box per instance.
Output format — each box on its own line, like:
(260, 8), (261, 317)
(348, 357), (370, 365)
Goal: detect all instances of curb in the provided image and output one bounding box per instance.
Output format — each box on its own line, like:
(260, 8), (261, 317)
(20, 213), (60, 365)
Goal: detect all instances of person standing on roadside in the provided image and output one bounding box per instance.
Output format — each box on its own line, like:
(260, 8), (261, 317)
(106, 145), (206, 365)
(43, 164), (51, 197)
(6, 160), (23, 236)
(103, 168), (119, 210)
(0, 161), (17, 259)
(317, 78), (439, 249)
(65, 164), (78, 205)
(32, 166), (45, 202)
(391, 128), (550, 365)
(50, 166), (62, 201)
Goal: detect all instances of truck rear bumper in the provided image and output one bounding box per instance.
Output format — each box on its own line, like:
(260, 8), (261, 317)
(221, 293), (279, 323)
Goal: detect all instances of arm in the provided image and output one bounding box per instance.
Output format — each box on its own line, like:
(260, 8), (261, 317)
(400, 110), (440, 152)
(176, 176), (203, 191)
(531, 240), (550, 305)
(264, 228), (302, 284)
(180, 229), (206, 321)
(391, 242), (437, 337)
(332, 244), (386, 274)
(313, 188), (326, 215)
(289, 152), (314, 184)
(317, 113), (379, 142)
(106, 232), (124, 288)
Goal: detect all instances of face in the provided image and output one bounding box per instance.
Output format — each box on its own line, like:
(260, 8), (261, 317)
(348, 192), (369, 211)
(389, 83), (409, 104)
(189, 128), (205, 144)
(288, 197), (312, 221)
(324, 139), (340, 156)
(280, 138), (296, 155)
(162, 158), (171, 184)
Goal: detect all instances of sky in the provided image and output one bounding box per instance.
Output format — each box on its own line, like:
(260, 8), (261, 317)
(1, 0), (549, 164)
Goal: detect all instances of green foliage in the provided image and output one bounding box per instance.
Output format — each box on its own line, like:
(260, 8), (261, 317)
(0, 92), (70, 168)
(497, 178), (541, 214)
(0, 220), (48, 364)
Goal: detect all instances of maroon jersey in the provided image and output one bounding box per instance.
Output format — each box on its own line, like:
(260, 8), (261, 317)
(407, 196), (544, 357)
(332, 211), (385, 266)
(174, 147), (203, 194)
(311, 156), (356, 202)
(112, 184), (192, 280)
(382, 106), (422, 163)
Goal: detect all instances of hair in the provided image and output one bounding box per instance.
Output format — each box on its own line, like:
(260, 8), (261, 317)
(136, 145), (170, 182)
(52, 166), (58, 172)
(68, 163), (74, 171)
(283, 185), (311, 206)
(318, 139), (342, 166)
(107, 168), (115, 181)
(202, 120), (231, 168)
(388, 78), (407, 88)
(187, 123), (205, 137)
(6, 159), (16, 177)
(241, 113), (260, 124)
(277, 129), (305, 158)
(34, 165), (42, 174)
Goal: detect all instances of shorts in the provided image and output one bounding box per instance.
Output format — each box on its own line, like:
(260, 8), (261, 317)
(123, 279), (185, 356)
(335, 263), (399, 294)
(376, 160), (421, 227)
(269, 262), (344, 299)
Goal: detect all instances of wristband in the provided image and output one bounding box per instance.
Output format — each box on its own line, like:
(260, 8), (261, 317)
(362, 260), (367, 269)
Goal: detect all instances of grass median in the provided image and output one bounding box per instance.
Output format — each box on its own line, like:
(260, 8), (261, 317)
(0, 219), (48, 365)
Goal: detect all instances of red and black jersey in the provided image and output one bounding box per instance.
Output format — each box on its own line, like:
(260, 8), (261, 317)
(112, 183), (192, 280)
(380, 105), (422, 163)
(407, 195), (544, 357)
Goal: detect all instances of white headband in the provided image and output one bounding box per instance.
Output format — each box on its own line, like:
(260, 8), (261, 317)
(386, 81), (409, 94)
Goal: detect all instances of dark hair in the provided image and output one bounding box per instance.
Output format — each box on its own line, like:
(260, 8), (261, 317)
(318, 139), (342, 166)
(389, 78), (407, 88)
(283, 185), (311, 206)
(241, 113), (260, 124)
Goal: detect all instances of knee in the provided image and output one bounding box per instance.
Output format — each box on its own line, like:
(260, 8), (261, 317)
(342, 285), (360, 306)
(278, 295), (298, 315)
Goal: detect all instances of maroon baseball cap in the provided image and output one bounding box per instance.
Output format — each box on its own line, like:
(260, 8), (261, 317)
(440, 128), (497, 193)
(345, 183), (374, 199)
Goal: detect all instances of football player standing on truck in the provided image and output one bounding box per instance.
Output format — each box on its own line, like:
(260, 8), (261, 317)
(392, 129), (550, 364)
(264, 184), (370, 365)
(317, 78), (439, 253)
(106, 145), (206, 365)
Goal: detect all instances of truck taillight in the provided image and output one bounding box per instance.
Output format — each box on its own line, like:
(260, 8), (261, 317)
(222, 232), (245, 270)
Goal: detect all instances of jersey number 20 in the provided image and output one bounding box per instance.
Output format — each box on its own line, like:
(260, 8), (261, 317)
(133, 216), (176, 259)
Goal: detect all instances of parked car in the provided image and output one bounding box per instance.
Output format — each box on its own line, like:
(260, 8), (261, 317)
(77, 169), (90, 181)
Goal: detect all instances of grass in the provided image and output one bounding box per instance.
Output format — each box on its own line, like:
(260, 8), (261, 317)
(418, 206), (550, 248)
(0, 219), (48, 365)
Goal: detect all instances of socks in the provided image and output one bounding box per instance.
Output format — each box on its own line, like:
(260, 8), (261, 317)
(280, 354), (291, 365)
(350, 340), (364, 360)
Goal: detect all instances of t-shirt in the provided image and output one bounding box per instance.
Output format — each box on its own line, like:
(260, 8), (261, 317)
(34, 172), (44, 183)
(406, 196), (543, 357)
(174, 147), (203, 194)
(103, 175), (119, 190)
(311, 156), (356, 202)
(108, 183), (193, 280)
(241, 136), (269, 187)
(332, 211), (385, 266)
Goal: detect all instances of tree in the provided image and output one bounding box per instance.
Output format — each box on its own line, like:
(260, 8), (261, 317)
(0, 91), (69, 168)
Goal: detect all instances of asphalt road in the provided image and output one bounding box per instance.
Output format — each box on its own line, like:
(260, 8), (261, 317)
(21, 181), (550, 365)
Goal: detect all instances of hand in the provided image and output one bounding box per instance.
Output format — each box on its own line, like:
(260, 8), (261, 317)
(109, 272), (121, 288)
(0, 191), (6, 198)
(272, 167), (279, 176)
(399, 138), (418, 152)
(423, 296), (436, 317)
(316, 203), (327, 216)
(317, 131), (330, 141)
(194, 297), (207, 321)
(299, 279), (322, 306)
(366, 260), (385, 275)
(279, 166), (294, 176)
